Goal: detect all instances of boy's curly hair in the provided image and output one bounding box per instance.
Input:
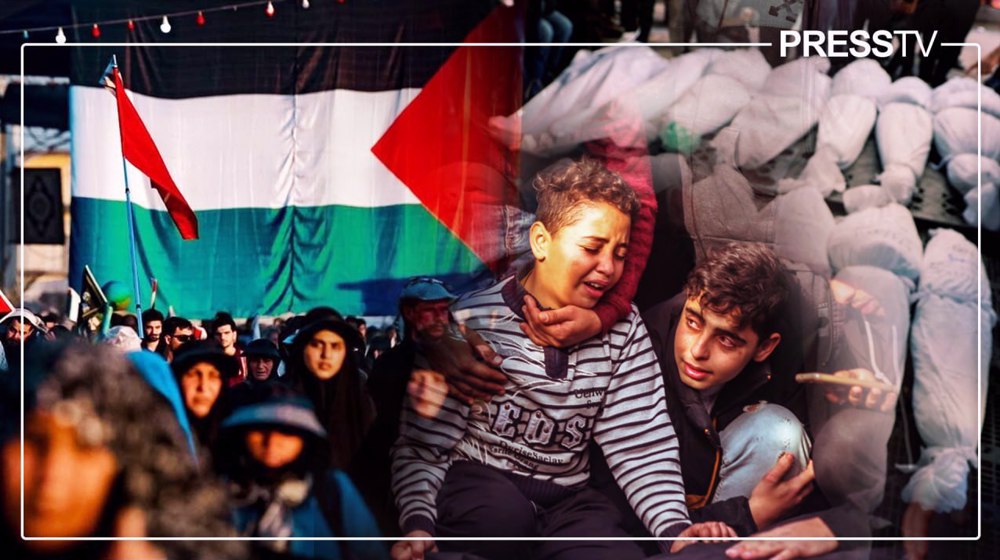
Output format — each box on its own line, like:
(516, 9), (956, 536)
(684, 242), (791, 339)
(533, 157), (638, 233)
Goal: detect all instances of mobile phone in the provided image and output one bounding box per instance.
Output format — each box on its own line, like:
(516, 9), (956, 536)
(795, 372), (894, 392)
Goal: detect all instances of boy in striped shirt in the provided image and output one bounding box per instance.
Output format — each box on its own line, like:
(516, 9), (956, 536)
(391, 158), (733, 560)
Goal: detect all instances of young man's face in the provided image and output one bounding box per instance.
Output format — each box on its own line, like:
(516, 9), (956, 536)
(5, 320), (33, 342)
(214, 324), (237, 350)
(166, 327), (194, 351)
(673, 295), (780, 391)
(403, 299), (451, 341)
(530, 202), (630, 309)
(145, 320), (162, 342)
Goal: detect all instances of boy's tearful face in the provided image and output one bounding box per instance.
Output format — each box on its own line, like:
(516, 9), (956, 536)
(534, 202), (630, 310)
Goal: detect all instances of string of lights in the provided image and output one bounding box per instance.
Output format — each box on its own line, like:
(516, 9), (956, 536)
(0, 0), (347, 42)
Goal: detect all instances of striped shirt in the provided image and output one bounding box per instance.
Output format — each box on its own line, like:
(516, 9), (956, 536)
(391, 276), (690, 537)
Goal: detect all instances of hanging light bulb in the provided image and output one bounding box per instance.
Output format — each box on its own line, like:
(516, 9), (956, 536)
(160, 16), (172, 33)
(196, 11), (206, 26)
(127, 19), (135, 31)
(91, 23), (101, 38)
(266, 1), (276, 17)
(22, 30), (29, 40)
(302, 0), (310, 8)
(55, 27), (66, 43)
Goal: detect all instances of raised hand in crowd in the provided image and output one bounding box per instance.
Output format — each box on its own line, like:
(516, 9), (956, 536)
(748, 452), (816, 531)
(419, 324), (505, 404)
(390, 530), (437, 560)
(519, 295), (602, 348)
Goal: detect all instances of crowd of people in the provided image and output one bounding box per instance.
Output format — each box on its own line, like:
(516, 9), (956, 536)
(0, 154), (942, 560)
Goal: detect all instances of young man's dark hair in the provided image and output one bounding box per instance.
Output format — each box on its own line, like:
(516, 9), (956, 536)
(163, 317), (193, 336)
(684, 242), (792, 339)
(142, 309), (165, 324)
(212, 312), (237, 334)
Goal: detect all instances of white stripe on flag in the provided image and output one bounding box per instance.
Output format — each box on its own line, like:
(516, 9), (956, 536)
(71, 85), (422, 210)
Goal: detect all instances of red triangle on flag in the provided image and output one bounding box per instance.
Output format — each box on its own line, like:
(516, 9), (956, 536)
(0, 287), (13, 315)
(372, 6), (522, 274)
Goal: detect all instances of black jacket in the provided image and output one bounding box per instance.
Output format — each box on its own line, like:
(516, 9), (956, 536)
(590, 293), (806, 538)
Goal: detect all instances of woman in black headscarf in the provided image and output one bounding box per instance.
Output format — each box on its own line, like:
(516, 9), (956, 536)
(171, 340), (238, 457)
(284, 318), (375, 472)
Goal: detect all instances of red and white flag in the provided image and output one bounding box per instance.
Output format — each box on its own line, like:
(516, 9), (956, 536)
(0, 287), (13, 315)
(110, 65), (199, 240)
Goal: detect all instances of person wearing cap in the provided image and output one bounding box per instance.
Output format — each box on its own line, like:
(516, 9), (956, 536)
(217, 386), (387, 560)
(285, 317), (375, 474)
(171, 340), (238, 455)
(359, 276), (461, 535)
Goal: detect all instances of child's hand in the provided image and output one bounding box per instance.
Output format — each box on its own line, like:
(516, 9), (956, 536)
(390, 530), (437, 560)
(520, 295), (601, 348)
(670, 521), (738, 552)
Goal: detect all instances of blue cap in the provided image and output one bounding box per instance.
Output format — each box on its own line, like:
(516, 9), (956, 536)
(400, 276), (456, 302)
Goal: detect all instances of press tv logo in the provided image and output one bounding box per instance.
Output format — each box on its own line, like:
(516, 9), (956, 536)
(779, 30), (939, 59)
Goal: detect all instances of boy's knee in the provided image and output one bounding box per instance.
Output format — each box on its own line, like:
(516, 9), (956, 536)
(727, 403), (811, 468)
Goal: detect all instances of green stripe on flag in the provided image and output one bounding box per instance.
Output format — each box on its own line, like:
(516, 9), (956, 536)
(70, 197), (489, 318)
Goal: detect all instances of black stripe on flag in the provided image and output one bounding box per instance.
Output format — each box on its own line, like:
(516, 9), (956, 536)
(64, 0), (500, 97)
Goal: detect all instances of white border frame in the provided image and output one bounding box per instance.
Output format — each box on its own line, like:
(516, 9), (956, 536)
(19, 38), (985, 545)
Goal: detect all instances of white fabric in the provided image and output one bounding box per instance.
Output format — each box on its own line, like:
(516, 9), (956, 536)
(946, 154), (1000, 195)
(932, 107), (1000, 164)
(930, 77), (1000, 119)
(842, 185), (894, 214)
(827, 203), (923, 281)
(875, 102), (933, 204)
(72, 86), (421, 209)
(514, 46), (670, 137)
(964, 183), (1000, 231)
(730, 93), (827, 169)
(658, 74), (751, 138)
(833, 265), (912, 389)
(817, 94), (877, 169)
(831, 58), (891, 101)
(876, 76), (932, 111)
(904, 229), (995, 512)
(706, 48), (771, 92)
(518, 49), (713, 155)
(773, 187), (836, 276)
(776, 148), (845, 197)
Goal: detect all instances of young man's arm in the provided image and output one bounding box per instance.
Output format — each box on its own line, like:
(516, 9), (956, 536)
(590, 308), (691, 538)
(390, 390), (468, 538)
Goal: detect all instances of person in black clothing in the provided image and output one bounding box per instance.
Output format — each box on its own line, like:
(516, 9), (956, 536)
(592, 242), (814, 542)
(358, 276), (459, 535)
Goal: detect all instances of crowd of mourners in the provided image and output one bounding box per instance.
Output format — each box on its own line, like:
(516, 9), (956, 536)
(0, 156), (974, 560)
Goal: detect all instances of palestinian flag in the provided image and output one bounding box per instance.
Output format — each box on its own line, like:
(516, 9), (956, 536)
(64, 1), (521, 318)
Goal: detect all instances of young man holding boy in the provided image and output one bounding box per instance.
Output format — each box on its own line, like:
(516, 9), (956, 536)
(391, 158), (731, 560)
(635, 242), (816, 538)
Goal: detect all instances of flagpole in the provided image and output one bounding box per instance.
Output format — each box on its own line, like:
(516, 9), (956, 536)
(112, 55), (145, 336)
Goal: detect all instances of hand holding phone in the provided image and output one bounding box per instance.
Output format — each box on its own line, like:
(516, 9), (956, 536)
(796, 369), (897, 412)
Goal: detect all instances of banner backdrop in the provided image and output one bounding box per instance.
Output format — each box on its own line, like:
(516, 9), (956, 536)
(63, 1), (521, 318)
